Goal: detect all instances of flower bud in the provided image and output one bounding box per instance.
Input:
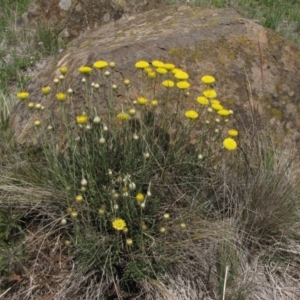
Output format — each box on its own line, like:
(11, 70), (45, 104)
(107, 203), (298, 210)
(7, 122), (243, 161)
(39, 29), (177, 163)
(128, 182), (136, 191)
(163, 213), (170, 220)
(61, 218), (67, 225)
(159, 227), (166, 233)
(81, 178), (88, 187)
(71, 211), (78, 218)
(75, 195), (83, 203)
(93, 116), (101, 124)
(64, 240), (71, 246)
(126, 238), (133, 246)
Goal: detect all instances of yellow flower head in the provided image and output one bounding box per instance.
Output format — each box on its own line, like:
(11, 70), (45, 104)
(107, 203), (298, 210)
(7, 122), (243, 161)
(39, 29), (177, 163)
(185, 110), (198, 119)
(152, 60), (164, 68)
(109, 61), (116, 68)
(162, 80), (174, 88)
(128, 108), (136, 116)
(196, 96), (209, 105)
(151, 99), (158, 107)
(228, 129), (238, 137)
(136, 193), (145, 202)
(163, 63), (175, 70)
(137, 97), (148, 105)
(201, 75), (215, 84)
(156, 67), (168, 75)
(144, 67), (153, 73)
(27, 102), (34, 109)
(126, 238), (133, 246)
(60, 66), (68, 75)
(223, 138), (237, 151)
(41, 86), (51, 95)
(211, 103), (223, 111)
(135, 60), (149, 69)
(17, 92), (29, 100)
(112, 218), (126, 231)
(56, 92), (67, 102)
(217, 109), (231, 116)
(78, 66), (92, 75)
(171, 68), (182, 74)
(124, 79), (130, 86)
(175, 71), (189, 80)
(34, 119), (41, 127)
(94, 60), (108, 69)
(147, 71), (156, 79)
(203, 89), (217, 98)
(76, 115), (88, 124)
(117, 112), (130, 121)
(211, 99), (220, 105)
(176, 81), (190, 90)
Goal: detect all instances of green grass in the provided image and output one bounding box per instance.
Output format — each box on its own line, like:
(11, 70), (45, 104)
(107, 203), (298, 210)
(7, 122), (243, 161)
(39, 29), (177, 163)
(0, 1), (300, 299)
(0, 0), (63, 126)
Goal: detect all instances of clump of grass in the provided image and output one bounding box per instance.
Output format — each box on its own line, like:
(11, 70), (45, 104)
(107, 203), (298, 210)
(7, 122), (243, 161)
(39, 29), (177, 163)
(0, 58), (299, 299)
(12, 59), (243, 297)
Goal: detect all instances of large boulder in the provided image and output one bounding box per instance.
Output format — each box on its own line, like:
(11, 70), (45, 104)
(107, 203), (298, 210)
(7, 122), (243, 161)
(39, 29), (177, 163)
(10, 5), (300, 147)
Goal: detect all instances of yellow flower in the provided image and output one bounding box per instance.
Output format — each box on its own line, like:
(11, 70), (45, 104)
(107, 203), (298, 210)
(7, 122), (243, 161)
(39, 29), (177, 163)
(151, 99), (158, 107)
(147, 71), (156, 79)
(41, 86), (51, 95)
(203, 89), (217, 98)
(126, 238), (133, 246)
(171, 68), (182, 74)
(76, 115), (88, 124)
(201, 75), (215, 84)
(174, 71), (189, 80)
(185, 110), (198, 119)
(156, 67), (167, 75)
(136, 193), (144, 202)
(112, 218), (126, 231)
(196, 96), (209, 105)
(217, 109), (231, 116)
(60, 66), (68, 75)
(78, 66), (92, 75)
(211, 99), (220, 105)
(162, 80), (174, 88)
(117, 112), (130, 121)
(94, 60), (108, 69)
(128, 108), (136, 116)
(228, 129), (238, 137)
(27, 102), (34, 109)
(144, 67), (153, 73)
(211, 103), (223, 111)
(98, 205), (106, 215)
(109, 61), (116, 68)
(56, 92), (67, 102)
(135, 61), (149, 69)
(137, 97), (148, 105)
(223, 138), (237, 151)
(75, 195), (83, 203)
(176, 81), (190, 89)
(124, 79), (130, 86)
(17, 92), (29, 100)
(164, 63), (175, 70)
(152, 60), (164, 68)
(34, 119), (41, 127)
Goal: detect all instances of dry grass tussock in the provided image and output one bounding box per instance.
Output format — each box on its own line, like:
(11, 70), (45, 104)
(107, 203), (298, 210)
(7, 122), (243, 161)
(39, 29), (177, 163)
(1, 58), (300, 299)
(1, 131), (300, 299)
